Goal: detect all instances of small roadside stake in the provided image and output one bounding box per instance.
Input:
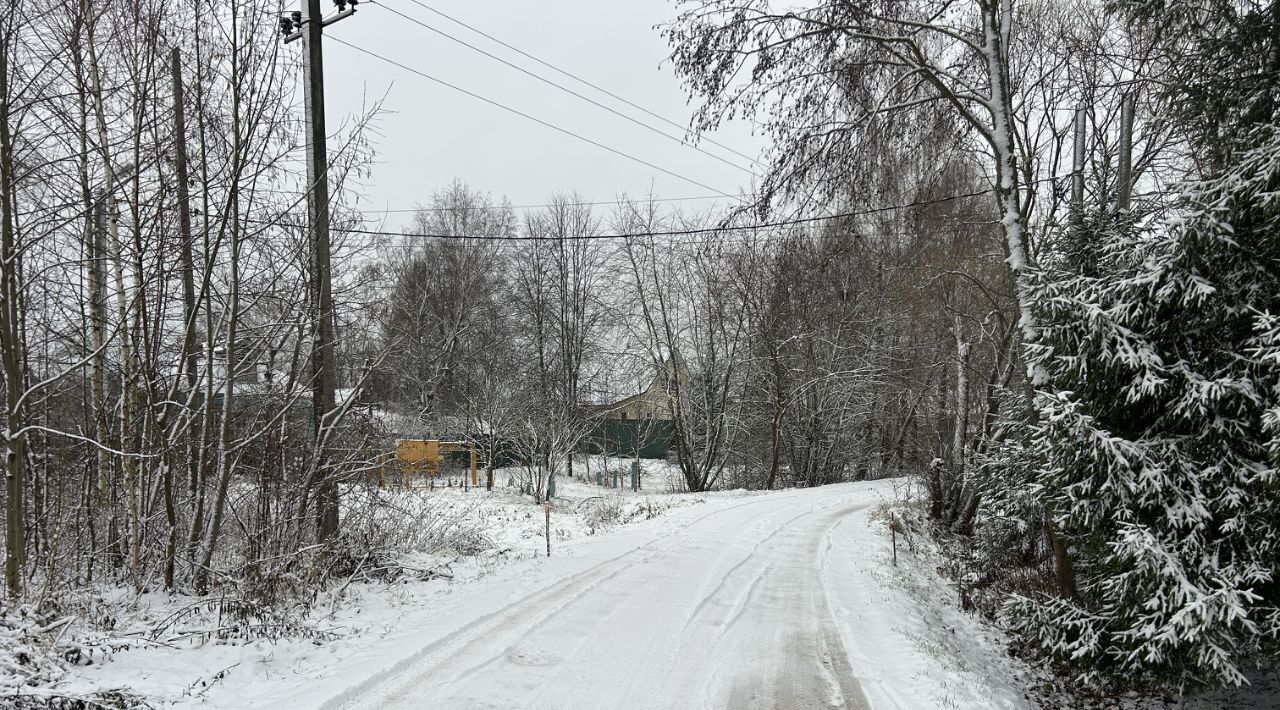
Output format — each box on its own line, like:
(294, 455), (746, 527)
(890, 514), (898, 567)
(544, 501), (553, 558)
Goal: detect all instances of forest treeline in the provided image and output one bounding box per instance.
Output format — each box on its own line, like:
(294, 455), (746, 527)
(1, 0), (1278, 698)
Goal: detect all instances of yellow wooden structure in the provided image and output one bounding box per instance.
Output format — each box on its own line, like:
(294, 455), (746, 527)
(391, 439), (477, 487)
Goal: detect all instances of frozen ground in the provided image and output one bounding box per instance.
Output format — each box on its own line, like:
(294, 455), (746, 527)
(8, 473), (1273, 708)
(92, 478), (1032, 709)
(328, 483), (875, 710)
(318, 478), (1036, 710)
(34, 471), (707, 707)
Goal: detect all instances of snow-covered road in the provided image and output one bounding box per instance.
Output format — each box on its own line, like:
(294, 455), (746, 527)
(325, 484), (877, 710)
(61, 478), (1031, 709)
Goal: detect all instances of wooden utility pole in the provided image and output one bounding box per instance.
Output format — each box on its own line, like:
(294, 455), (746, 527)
(283, 0), (356, 542)
(1116, 93), (1136, 213)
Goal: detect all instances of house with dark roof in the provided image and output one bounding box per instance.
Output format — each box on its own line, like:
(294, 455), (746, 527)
(587, 357), (684, 459)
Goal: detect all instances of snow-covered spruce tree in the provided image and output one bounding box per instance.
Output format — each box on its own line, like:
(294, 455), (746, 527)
(1007, 131), (1280, 690)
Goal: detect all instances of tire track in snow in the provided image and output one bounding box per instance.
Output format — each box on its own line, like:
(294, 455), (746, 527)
(718, 561), (774, 639)
(712, 501), (871, 709)
(816, 503), (874, 710)
(323, 486), (878, 710)
(323, 489), (814, 710)
(678, 505), (816, 634)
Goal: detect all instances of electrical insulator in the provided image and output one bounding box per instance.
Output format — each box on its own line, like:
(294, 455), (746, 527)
(335, 0), (347, 9)
(291, 11), (302, 28)
(278, 15), (292, 35)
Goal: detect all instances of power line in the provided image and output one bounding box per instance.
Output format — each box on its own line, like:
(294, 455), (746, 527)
(326, 35), (739, 199)
(398, 0), (762, 169)
(372, 2), (759, 178)
(367, 230), (914, 252)
(240, 189), (744, 217)
(250, 187), (995, 241)
(364, 194), (738, 214)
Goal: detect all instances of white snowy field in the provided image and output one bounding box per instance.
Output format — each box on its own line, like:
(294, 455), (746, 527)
(24, 477), (1030, 709)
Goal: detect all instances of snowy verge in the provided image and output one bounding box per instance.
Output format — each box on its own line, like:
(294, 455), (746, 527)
(838, 484), (1280, 710)
(17, 476), (709, 708)
(822, 489), (1035, 710)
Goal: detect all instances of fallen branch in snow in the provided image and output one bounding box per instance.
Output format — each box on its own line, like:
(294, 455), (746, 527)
(374, 563), (454, 581)
(328, 552), (373, 617)
(182, 661), (241, 699)
(148, 597), (336, 646)
(574, 496), (605, 510)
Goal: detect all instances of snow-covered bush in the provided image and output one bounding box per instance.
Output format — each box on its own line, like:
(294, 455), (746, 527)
(580, 495), (625, 534)
(579, 495), (678, 535)
(331, 486), (493, 574)
(0, 603), (148, 708)
(1007, 129), (1280, 691)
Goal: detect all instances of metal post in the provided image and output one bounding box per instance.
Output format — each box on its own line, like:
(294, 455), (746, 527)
(891, 518), (898, 567)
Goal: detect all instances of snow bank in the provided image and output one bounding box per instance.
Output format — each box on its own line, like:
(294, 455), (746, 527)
(822, 493), (1034, 710)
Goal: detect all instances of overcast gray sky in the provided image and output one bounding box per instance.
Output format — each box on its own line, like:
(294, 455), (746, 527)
(320, 0), (764, 230)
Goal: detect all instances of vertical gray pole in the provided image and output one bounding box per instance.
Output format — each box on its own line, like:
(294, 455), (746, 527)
(1116, 93), (1136, 213)
(301, 0), (339, 541)
(1071, 106), (1086, 226)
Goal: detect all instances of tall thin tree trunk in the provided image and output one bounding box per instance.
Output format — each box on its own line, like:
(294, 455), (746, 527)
(196, 5), (245, 593)
(983, 0), (1076, 596)
(0, 24), (29, 598)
